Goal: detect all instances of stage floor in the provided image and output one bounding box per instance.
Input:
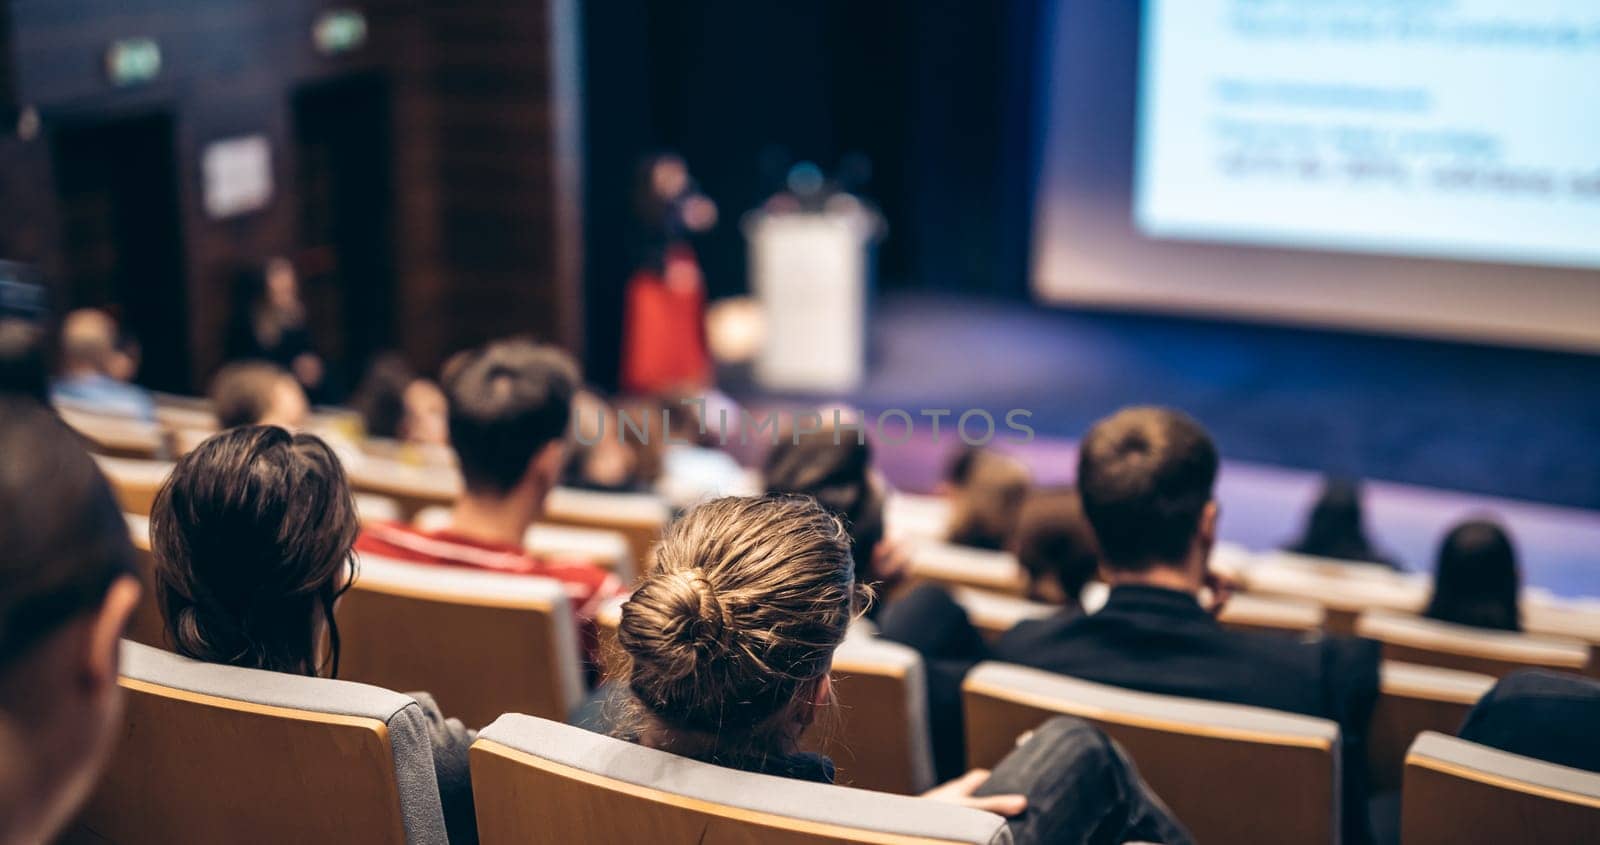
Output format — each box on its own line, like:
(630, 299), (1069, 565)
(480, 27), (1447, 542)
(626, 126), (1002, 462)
(730, 292), (1600, 597)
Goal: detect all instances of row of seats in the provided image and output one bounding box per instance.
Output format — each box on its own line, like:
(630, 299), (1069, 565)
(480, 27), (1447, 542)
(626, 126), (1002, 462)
(72, 639), (1600, 844)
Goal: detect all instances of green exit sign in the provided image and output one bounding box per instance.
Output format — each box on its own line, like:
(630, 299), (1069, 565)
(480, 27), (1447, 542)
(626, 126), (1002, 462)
(314, 9), (368, 56)
(105, 38), (162, 86)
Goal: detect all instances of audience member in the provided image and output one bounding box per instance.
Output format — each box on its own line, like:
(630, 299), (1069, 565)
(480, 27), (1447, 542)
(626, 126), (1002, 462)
(946, 450), (1031, 550)
(355, 339), (625, 667)
(1012, 487), (1101, 608)
(350, 353), (449, 446)
(615, 495), (1192, 844)
(1458, 669), (1600, 773)
(564, 391), (656, 493)
(209, 361), (310, 430)
(1423, 518), (1521, 632)
(992, 406), (1380, 843)
(149, 425), (477, 844)
(1286, 477), (1399, 569)
(0, 320), (48, 402)
(939, 444), (986, 495)
(50, 308), (156, 421)
(0, 399), (142, 845)
(762, 429), (904, 618)
(226, 257), (325, 396)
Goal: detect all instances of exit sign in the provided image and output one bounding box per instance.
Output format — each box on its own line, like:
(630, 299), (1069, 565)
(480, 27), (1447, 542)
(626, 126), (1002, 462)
(314, 9), (368, 55)
(105, 38), (162, 86)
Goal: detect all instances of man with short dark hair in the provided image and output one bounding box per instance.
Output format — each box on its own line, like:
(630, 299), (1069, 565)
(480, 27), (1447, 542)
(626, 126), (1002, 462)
(0, 398), (143, 845)
(994, 406), (1380, 843)
(356, 339), (623, 665)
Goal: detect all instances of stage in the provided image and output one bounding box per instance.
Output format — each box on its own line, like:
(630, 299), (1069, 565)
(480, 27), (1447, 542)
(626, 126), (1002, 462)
(730, 292), (1600, 597)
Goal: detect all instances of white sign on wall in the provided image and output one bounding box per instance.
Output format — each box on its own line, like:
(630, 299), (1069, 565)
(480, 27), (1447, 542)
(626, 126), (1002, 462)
(201, 135), (274, 219)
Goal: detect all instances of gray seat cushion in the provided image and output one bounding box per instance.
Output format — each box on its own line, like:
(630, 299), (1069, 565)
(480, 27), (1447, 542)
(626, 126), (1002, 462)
(1409, 731), (1600, 802)
(120, 640), (448, 845)
(476, 713), (1012, 844)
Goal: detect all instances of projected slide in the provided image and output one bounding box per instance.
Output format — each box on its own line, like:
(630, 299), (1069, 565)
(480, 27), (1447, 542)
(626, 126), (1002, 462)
(1136, 0), (1600, 270)
(1031, 0), (1600, 351)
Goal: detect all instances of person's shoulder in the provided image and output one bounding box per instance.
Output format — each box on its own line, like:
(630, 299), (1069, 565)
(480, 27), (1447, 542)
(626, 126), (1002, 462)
(1479, 669), (1600, 708)
(993, 607), (1081, 662)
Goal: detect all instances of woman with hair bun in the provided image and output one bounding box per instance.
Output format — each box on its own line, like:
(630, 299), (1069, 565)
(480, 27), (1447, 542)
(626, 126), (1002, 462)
(615, 495), (1192, 844)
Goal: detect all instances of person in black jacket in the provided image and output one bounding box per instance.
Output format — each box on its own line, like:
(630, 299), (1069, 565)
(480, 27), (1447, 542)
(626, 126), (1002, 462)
(993, 406), (1381, 843)
(1458, 669), (1600, 772)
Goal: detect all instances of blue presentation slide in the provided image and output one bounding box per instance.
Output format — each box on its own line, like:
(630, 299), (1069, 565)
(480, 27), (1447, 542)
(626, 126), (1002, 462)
(1135, 0), (1600, 270)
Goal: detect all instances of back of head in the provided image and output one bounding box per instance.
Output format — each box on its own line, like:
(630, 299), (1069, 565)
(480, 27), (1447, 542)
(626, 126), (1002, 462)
(210, 361), (304, 430)
(444, 339), (580, 496)
(762, 430), (882, 586)
(0, 320), (49, 402)
(350, 353), (416, 440)
(0, 397), (134, 672)
(150, 426), (358, 676)
(59, 309), (117, 376)
(946, 451), (1031, 550)
(1426, 518), (1521, 632)
(1011, 487), (1100, 605)
(618, 495), (861, 764)
(1290, 477), (1378, 562)
(1077, 406), (1219, 572)
(0, 398), (135, 844)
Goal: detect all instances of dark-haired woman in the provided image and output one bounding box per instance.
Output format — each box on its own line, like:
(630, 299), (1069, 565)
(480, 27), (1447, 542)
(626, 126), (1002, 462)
(1286, 477), (1399, 569)
(150, 426), (477, 844)
(1424, 519), (1522, 632)
(615, 495), (1191, 844)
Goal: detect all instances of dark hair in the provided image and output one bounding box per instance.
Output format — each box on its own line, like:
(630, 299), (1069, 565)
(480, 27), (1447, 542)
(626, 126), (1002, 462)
(617, 496), (863, 765)
(944, 445), (985, 488)
(350, 353), (415, 440)
(444, 339), (580, 495)
(1288, 477), (1395, 568)
(946, 451), (1031, 551)
(762, 430), (884, 592)
(210, 361), (292, 429)
(1424, 519), (1521, 632)
(0, 398), (135, 668)
(0, 320), (49, 403)
(150, 426), (358, 676)
(1012, 488), (1100, 605)
(1077, 406), (1219, 571)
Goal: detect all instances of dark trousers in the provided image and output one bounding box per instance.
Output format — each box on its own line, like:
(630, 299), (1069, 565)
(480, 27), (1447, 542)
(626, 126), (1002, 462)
(981, 715), (1193, 845)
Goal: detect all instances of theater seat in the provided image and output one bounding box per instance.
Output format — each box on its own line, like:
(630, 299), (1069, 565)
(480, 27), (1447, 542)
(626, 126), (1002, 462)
(1356, 611), (1590, 678)
(469, 713), (1011, 845)
(94, 455), (173, 517)
(949, 587), (1056, 641)
(56, 405), (169, 460)
(1217, 592), (1326, 637)
(1367, 661), (1496, 792)
(70, 641), (448, 844)
(962, 662), (1341, 844)
(544, 486), (670, 570)
(338, 554), (585, 729)
(1403, 732), (1600, 843)
(903, 541), (1027, 597)
(414, 504), (637, 583)
(1242, 557), (1429, 635)
(344, 454), (461, 521)
(802, 632), (937, 794)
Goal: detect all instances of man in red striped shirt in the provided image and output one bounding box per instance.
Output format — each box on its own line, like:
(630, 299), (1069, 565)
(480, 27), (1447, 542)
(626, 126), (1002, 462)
(356, 340), (625, 669)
